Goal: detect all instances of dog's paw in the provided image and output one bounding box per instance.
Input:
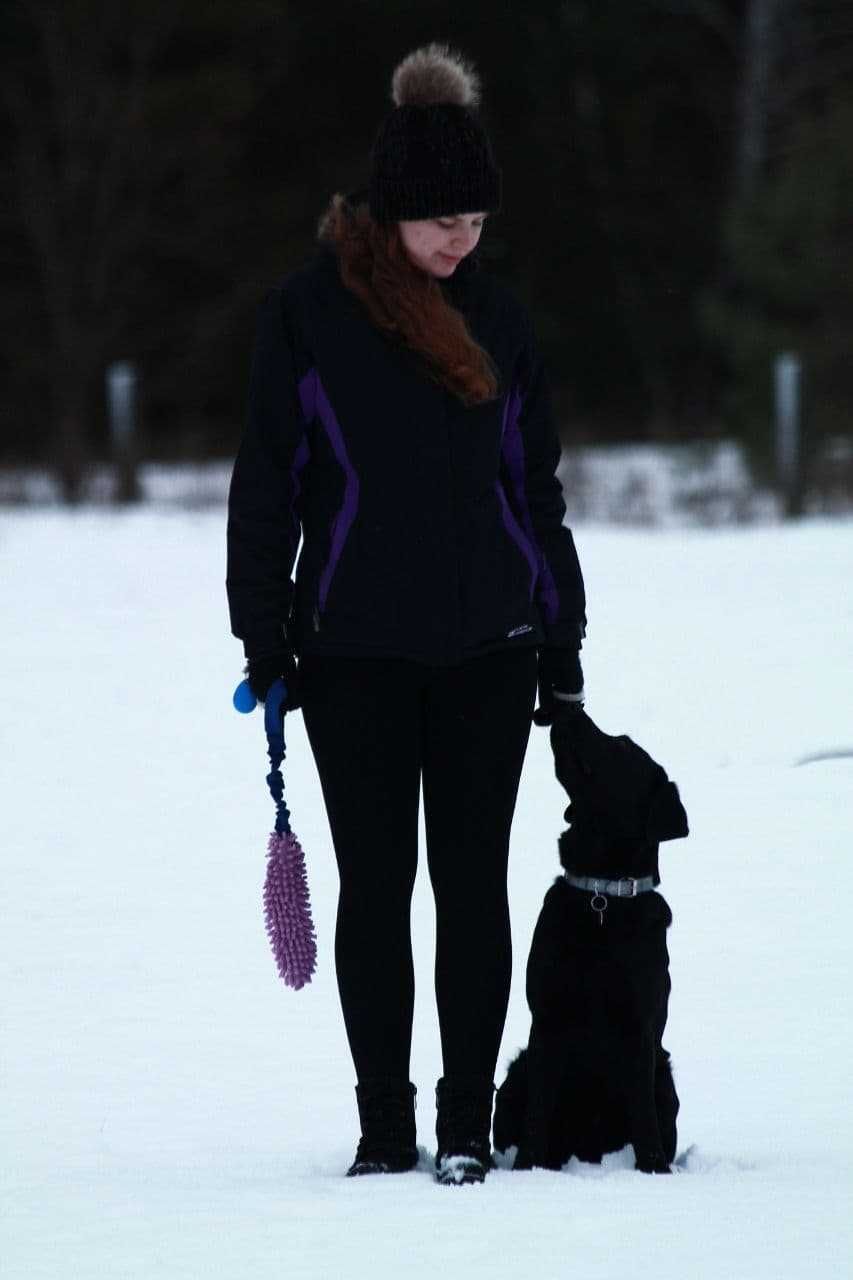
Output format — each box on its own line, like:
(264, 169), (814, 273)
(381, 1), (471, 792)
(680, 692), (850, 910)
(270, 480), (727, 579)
(514, 1143), (562, 1171)
(635, 1153), (673, 1175)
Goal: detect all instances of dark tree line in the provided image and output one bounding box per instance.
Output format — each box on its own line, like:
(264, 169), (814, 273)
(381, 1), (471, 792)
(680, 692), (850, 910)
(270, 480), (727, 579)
(1, 0), (850, 501)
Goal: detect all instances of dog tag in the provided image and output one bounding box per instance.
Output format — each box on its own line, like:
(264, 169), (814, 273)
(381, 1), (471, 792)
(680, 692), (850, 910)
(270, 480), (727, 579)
(591, 892), (608, 925)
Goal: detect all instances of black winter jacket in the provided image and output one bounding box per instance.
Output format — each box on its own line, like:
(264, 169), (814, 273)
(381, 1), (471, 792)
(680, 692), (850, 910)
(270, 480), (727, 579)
(226, 240), (586, 666)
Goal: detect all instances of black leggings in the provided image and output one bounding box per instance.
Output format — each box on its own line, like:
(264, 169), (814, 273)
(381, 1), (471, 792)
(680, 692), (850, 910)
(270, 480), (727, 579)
(299, 646), (538, 1084)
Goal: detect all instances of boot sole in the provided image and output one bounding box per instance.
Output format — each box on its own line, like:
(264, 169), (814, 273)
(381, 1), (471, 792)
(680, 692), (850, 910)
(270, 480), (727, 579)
(346, 1154), (418, 1177)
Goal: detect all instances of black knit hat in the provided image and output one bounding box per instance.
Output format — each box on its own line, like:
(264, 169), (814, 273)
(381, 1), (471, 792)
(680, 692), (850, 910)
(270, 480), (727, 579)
(369, 43), (502, 223)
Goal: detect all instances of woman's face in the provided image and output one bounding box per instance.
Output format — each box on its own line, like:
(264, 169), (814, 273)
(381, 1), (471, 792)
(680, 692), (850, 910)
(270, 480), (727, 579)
(398, 212), (488, 278)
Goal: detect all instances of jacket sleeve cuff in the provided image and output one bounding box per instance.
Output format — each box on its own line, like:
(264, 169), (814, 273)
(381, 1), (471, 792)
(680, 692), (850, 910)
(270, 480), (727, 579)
(241, 625), (290, 662)
(553, 689), (585, 703)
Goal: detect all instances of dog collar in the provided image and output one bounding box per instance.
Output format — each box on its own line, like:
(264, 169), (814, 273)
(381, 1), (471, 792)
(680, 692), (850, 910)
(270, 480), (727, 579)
(563, 872), (657, 898)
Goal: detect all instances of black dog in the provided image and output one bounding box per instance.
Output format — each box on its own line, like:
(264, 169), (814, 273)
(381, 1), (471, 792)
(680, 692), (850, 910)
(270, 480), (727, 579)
(493, 711), (689, 1174)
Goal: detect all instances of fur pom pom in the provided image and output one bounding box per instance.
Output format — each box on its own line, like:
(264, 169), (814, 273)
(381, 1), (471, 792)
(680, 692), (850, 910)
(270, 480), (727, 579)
(391, 42), (481, 109)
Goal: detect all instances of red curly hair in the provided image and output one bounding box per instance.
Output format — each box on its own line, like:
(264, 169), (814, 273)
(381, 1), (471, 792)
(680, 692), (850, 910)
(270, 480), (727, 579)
(317, 192), (499, 406)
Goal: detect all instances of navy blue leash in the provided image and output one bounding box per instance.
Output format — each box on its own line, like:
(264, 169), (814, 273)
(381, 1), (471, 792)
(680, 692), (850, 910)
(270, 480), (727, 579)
(263, 679), (291, 837)
(234, 675), (291, 834)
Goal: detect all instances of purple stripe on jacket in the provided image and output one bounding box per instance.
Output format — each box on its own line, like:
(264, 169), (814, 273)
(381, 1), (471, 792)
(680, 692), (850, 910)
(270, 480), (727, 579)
(495, 478), (539, 600)
(298, 367), (360, 612)
(500, 383), (561, 626)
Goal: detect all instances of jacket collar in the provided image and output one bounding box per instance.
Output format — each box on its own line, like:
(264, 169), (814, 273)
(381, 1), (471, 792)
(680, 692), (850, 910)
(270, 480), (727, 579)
(440, 247), (480, 308)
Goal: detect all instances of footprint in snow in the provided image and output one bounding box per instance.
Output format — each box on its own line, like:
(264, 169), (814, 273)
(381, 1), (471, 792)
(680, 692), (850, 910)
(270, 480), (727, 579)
(795, 748), (853, 765)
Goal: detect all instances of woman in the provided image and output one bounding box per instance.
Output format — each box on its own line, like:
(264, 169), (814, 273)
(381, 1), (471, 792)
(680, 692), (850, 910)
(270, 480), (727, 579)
(226, 43), (587, 1186)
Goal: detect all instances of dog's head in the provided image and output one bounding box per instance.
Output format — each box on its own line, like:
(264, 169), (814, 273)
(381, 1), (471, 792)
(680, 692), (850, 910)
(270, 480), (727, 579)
(551, 711), (688, 877)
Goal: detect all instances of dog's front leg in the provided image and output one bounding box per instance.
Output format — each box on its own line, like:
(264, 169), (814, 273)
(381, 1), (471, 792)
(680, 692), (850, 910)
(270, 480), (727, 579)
(514, 1018), (568, 1170)
(627, 1026), (671, 1174)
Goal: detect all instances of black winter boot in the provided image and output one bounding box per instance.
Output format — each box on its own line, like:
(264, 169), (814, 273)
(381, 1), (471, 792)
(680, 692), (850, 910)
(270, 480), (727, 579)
(346, 1078), (418, 1176)
(434, 1075), (496, 1185)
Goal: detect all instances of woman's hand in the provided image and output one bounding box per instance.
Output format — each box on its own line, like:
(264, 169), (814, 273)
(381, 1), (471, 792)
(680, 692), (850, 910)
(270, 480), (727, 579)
(532, 646), (584, 726)
(246, 649), (301, 712)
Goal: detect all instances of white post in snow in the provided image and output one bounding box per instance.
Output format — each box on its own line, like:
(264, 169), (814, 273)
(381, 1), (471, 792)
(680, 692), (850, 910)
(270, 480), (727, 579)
(774, 351), (802, 517)
(106, 360), (141, 503)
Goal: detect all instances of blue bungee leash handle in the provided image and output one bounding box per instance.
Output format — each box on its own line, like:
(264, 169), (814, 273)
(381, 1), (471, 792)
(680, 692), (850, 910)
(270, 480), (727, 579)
(233, 677), (288, 728)
(233, 677), (291, 835)
(232, 678), (258, 714)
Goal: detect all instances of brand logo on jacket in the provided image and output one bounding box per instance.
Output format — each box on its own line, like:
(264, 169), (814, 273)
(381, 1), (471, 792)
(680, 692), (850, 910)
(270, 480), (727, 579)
(506, 624), (534, 638)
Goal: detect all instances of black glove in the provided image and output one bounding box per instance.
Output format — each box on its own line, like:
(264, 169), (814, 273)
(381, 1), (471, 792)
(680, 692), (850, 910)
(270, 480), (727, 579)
(532, 646), (584, 727)
(245, 648), (301, 712)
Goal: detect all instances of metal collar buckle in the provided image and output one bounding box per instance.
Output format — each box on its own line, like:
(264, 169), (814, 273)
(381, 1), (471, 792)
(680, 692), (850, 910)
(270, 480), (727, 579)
(618, 878), (637, 898)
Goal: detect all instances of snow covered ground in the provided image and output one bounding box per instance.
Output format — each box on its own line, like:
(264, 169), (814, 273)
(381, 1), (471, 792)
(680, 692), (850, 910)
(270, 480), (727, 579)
(2, 509), (852, 1279)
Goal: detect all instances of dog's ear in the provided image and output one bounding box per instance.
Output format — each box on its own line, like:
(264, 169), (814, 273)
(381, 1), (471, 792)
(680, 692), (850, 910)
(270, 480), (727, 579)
(647, 780), (689, 842)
